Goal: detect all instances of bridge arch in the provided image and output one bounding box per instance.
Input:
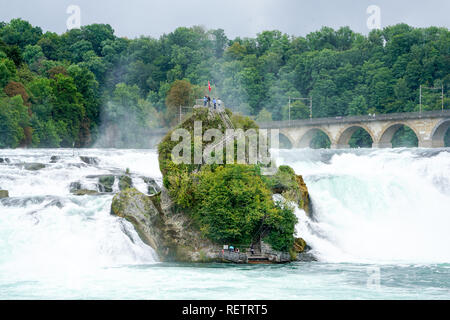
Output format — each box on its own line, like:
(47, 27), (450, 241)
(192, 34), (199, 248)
(377, 122), (420, 148)
(430, 119), (450, 147)
(336, 125), (375, 148)
(278, 132), (294, 149)
(278, 129), (297, 149)
(296, 128), (333, 149)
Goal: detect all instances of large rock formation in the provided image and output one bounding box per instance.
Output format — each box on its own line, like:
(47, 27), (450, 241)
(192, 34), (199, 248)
(110, 107), (314, 263)
(111, 187), (221, 262)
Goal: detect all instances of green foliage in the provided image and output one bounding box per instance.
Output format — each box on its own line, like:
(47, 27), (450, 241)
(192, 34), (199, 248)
(256, 108), (272, 122)
(194, 165), (282, 246)
(0, 95), (29, 148)
(348, 128), (373, 148)
(157, 109), (297, 251)
(264, 203), (297, 252)
(281, 100), (310, 120)
(310, 131), (331, 149)
(0, 58), (15, 88)
(0, 18), (448, 148)
(392, 125), (419, 147)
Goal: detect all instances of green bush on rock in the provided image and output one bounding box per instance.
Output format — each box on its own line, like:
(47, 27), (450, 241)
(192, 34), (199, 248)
(157, 107), (300, 252)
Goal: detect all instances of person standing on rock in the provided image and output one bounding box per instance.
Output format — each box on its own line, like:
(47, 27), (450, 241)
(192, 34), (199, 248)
(217, 98), (222, 110)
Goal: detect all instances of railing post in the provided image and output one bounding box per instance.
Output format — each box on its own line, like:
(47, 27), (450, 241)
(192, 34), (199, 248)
(420, 85), (422, 114)
(288, 96), (291, 127)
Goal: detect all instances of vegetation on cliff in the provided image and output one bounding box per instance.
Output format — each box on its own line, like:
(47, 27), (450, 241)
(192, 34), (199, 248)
(0, 19), (448, 148)
(158, 108), (301, 252)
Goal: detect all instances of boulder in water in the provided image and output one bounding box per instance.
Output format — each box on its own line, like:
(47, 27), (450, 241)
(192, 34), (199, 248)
(111, 188), (164, 252)
(23, 163), (46, 171)
(73, 189), (99, 196)
(80, 156), (99, 165)
(69, 181), (82, 193)
(111, 187), (221, 262)
(0, 190), (9, 198)
(296, 251), (317, 262)
(50, 156), (60, 163)
(0, 158), (10, 164)
(142, 177), (161, 195)
(293, 237), (307, 253)
(98, 175), (115, 193)
(118, 175), (133, 190)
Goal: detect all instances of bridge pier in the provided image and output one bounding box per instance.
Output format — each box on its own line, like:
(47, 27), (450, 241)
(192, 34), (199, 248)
(418, 140), (434, 148)
(372, 142), (392, 148)
(331, 144), (350, 149)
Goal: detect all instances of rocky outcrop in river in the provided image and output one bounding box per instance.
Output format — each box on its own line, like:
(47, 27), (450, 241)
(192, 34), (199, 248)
(111, 187), (221, 262)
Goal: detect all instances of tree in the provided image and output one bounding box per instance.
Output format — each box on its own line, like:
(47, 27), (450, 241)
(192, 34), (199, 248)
(22, 44), (45, 68)
(0, 95), (29, 148)
(256, 108), (272, 122)
(0, 58), (14, 88)
(210, 29), (228, 58)
(51, 74), (85, 146)
(165, 79), (194, 126)
(281, 100), (310, 120)
(347, 95), (368, 116)
(0, 19), (42, 49)
(81, 24), (115, 56)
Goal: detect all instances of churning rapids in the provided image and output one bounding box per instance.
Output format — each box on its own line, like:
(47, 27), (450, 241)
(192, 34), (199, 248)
(0, 148), (449, 299)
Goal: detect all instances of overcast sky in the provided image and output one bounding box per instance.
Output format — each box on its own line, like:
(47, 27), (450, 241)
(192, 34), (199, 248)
(1, 0), (449, 39)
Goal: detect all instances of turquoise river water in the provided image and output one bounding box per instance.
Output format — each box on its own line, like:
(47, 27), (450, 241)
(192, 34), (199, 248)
(0, 148), (449, 299)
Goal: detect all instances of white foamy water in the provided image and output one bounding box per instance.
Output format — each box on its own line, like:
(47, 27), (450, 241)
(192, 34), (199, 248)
(0, 147), (449, 299)
(277, 148), (450, 264)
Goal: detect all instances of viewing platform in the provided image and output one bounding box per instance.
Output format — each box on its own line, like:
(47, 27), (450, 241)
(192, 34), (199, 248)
(219, 242), (291, 264)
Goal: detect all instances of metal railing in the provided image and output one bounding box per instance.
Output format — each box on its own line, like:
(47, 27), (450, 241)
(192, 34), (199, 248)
(195, 99), (226, 109)
(258, 109), (450, 129)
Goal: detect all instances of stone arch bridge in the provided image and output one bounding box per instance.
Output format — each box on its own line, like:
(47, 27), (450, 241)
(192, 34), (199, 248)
(258, 110), (450, 148)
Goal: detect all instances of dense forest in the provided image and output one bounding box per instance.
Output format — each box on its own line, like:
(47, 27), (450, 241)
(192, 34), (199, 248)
(0, 19), (449, 148)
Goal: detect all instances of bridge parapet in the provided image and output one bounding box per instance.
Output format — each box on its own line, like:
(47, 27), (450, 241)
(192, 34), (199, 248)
(146, 110), (450, 149)
(257, 110), (450, 129)
(258, 110), (450, 149)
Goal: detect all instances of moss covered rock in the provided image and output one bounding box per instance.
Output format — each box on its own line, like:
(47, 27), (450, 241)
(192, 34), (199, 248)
(110, 187), (220, 262)
(23, 163), (46, 171)
(72, 189), (99, 196)
(98, 175), (115, 193)
(108, 107), (312, 263)
(0, 190), (9, 198)
(293, 237), (307, 253)
(157, 107), (301, 254)
(80, 156), (99, 165)
(296, 175), (312, 216)
(118, 175), (133, 190)
(111, 188), (164, 252)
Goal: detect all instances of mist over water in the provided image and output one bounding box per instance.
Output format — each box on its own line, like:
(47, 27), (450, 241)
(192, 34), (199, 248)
(277, 148), (450, 264)
(0, 147), (449, 299)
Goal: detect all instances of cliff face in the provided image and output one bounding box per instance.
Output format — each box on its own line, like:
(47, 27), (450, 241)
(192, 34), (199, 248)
(111, 187), (221, 262)
(296, 175), (312, 217)
(110, 184), (313, 263)
(110, 107), (314, 263)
